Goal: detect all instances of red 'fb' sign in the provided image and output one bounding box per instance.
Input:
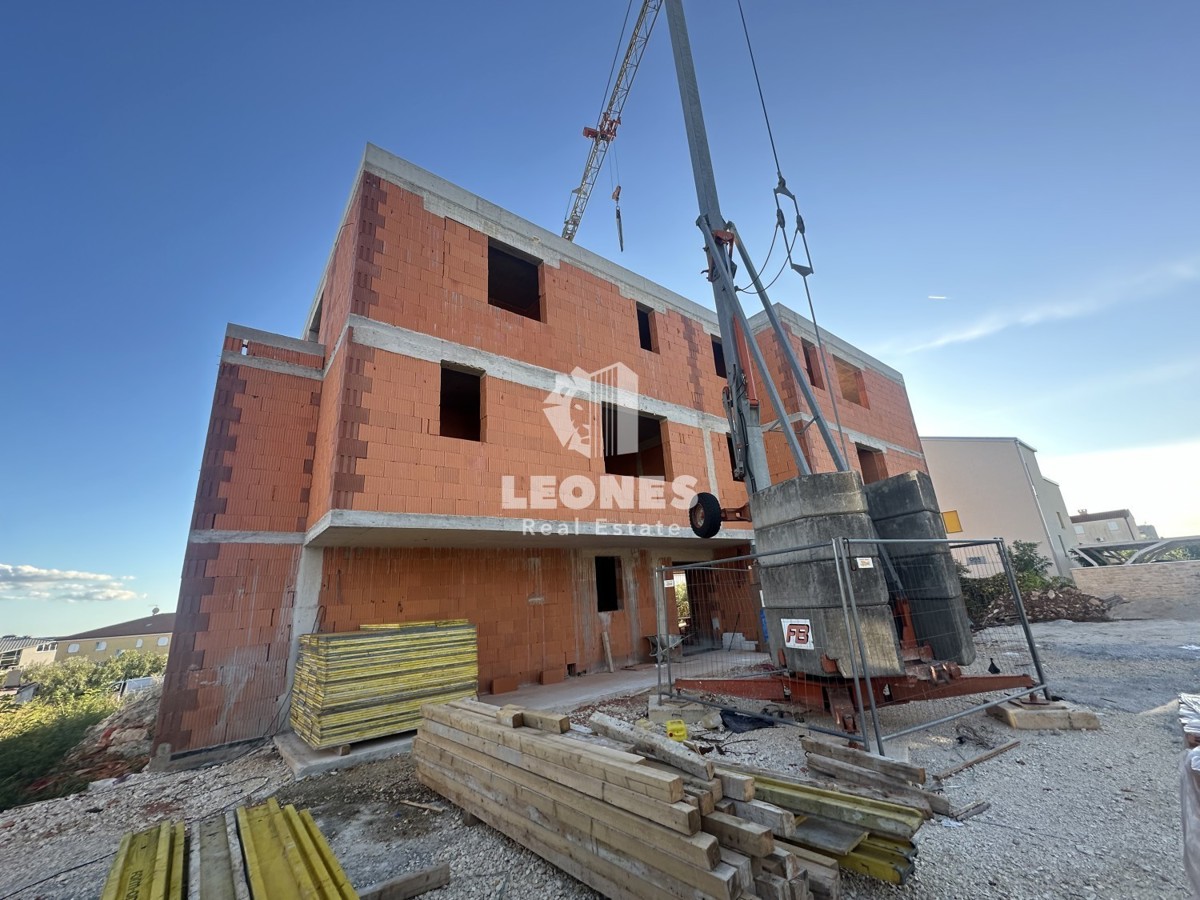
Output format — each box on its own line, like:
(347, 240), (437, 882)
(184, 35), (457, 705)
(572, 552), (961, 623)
(781, 618), (814, 650)
(786, 623), (810, 645)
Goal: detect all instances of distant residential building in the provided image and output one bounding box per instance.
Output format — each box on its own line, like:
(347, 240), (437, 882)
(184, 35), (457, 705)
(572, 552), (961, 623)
(55, 613), (176, 662)
(920, 436), (1078, 578)
(0, 636), (58, 671)
(1070, 509), (1159, 543)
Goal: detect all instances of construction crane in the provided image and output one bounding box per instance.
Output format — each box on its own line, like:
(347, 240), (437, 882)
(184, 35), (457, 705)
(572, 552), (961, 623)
(561, 0), (662, 243)
(654, 0), (1048, 744)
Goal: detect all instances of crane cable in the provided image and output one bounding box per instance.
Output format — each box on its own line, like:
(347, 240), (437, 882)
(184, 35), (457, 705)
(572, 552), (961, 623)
(735, 0), (852, 468)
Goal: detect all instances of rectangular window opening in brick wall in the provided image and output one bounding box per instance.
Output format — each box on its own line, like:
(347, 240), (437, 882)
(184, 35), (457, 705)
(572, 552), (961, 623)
(802, 339), (824, 389)
(711, 336), (727, 379)
(725, 433), (740, 479)
(439, 364), (483, 442)
(602, 406), (667, 478)
(488, 240), (542, 321)
(855, 444), (888, 484)
(636, 303), (659, 353)
(834, 357), (868, 407)
(595, 556), (623, 612)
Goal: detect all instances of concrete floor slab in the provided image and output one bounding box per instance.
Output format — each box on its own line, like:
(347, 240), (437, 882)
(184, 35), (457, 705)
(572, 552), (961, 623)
(477, 664), (667, 713)
(274, 729), (414, 779)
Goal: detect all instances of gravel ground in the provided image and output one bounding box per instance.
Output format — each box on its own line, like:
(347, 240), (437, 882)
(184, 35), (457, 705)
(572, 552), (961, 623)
(0, 618), (1195, 899)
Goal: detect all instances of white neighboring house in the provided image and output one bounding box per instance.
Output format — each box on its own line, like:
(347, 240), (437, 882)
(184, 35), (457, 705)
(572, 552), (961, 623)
(920, 436), (1079, 578)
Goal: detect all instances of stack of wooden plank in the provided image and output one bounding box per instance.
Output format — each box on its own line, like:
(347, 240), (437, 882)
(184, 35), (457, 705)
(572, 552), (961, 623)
(415, 700), (817, 900)
(717, 759), (926, 887)
(291, 620), (478, 749)
(800, 737), (989, 822)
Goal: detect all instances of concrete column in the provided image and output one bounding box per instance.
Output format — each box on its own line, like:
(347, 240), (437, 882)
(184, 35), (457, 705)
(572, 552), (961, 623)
(278, 546), (324, 730)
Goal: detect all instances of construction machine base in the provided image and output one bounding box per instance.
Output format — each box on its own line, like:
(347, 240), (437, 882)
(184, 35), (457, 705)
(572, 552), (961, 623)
(673, 665), (1035, 735)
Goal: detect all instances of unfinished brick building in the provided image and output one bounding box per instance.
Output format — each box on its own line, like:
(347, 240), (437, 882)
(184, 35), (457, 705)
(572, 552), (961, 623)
(154, 145), (928, 761)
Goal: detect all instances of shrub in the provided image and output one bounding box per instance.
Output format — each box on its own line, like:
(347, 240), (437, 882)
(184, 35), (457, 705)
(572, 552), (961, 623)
(0, 694), (117, 810)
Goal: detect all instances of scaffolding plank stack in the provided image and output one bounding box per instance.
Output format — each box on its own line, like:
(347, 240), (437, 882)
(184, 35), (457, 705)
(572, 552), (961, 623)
(291, 620), (478, 749)
(414, 701), (815, 900)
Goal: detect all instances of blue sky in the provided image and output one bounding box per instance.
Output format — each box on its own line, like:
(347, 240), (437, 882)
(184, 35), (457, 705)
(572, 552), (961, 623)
(2, 1), (1197, 637)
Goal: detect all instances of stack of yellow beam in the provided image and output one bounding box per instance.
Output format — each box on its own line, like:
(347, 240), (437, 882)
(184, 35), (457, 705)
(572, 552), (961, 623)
(291, 620), (478, 749)
(237, 798), (358, 899)
(102, 820), (185, 900)
(415, 700), (813, 900)
(100, 799), (355, 900)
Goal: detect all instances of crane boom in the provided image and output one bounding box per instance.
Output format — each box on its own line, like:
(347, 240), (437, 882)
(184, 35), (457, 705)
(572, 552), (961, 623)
(561, 0), (663, 243)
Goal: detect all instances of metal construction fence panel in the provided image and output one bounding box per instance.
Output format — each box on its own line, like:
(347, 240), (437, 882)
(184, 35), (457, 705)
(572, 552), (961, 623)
(653, 537), (1050, 754)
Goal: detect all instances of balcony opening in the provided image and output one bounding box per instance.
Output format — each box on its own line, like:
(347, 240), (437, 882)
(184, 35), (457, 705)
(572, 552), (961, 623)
(440, 365), (482, 442)
(488, 240), (542, 321)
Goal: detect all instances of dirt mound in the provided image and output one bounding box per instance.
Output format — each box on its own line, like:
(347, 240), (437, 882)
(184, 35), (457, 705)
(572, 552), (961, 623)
(977, 585), (1115, 628)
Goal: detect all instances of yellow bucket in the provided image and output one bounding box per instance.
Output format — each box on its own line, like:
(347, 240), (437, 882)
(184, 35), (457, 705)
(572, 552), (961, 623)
(665, 719), (688, 742)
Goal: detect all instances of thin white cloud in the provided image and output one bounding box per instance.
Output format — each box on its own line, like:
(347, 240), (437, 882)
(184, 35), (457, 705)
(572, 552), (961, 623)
(0, 564), (144, 605)
(883, 254), (1200, 355)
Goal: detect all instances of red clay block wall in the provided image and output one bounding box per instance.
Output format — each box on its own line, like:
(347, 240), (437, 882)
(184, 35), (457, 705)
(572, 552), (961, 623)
(314, 547), (661, 688)
(155, 343), (322, 757)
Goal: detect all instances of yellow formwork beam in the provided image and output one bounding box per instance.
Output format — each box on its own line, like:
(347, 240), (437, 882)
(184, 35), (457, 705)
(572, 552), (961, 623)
(101, 820), (185, 900)
(237, 797), (358, 900)
(291, 621), (479, 749)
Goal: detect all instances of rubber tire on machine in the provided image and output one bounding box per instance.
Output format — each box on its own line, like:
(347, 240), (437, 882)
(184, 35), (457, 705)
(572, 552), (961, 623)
(689, 492), (723, 538)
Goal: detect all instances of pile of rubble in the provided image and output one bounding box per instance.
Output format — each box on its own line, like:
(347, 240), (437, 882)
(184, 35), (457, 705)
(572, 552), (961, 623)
(24, 685), (161, 799)
(976, 585), (1114, 628)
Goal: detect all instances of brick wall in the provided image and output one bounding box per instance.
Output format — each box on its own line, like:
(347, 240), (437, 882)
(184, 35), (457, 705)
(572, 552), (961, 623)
(155, 336), (322, 757)
(315, 546), (664, 689)
(757, 321), (925, 483)
(1073, 561), (1200, 620)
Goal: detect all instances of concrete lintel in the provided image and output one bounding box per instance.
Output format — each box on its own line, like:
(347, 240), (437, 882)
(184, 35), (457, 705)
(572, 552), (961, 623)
(347, 315), (730, 433)
(304, 508), (752, 550)
(188, 530), (306, 544)
(226, 323), (324, 357)
(220, 351), (323, 381)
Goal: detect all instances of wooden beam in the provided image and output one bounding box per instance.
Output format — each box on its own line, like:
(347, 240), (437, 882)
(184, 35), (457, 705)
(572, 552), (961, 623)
(773, 842), (840, 900)
(801, 738), (925, 785)
(729, 799), (797, 837)
(417, 756), (737, 900)
(415, 733), (718, 868)
(803, 756), (951, 816)
(934, 740), (1020, 780)
(357, 863), (451, 900)
(421, 704), (682, 802)
(588, 712), (714, 780)
(418, 725), (700, 835)
(701, 811), (774, 858)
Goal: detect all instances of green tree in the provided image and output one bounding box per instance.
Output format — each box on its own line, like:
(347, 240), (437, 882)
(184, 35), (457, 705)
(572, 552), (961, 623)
(1009, 540), (1052, 592)
(23, 652), (166, 705)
